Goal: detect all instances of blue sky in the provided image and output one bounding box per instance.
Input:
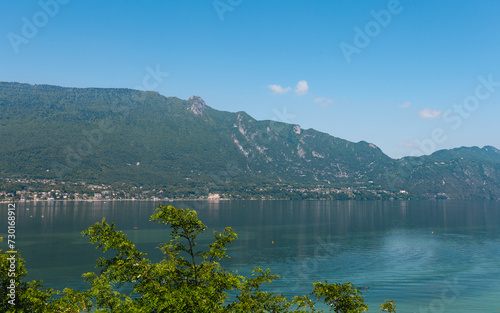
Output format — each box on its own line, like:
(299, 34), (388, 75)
(2, 0), (500, 158)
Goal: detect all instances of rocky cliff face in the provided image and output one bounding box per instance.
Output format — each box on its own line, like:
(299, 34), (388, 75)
(187, 95), (206, 116)
(225, 111), (393, 184)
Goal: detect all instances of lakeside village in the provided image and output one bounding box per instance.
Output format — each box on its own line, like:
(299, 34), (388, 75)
(0, 177), (423, 202)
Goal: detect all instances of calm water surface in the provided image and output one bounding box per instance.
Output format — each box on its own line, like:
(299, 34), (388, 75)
(1, 200), (499, 312)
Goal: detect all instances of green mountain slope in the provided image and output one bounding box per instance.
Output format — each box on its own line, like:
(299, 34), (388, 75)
(1, 82), (499, 199)
(391, 146), (500, 199)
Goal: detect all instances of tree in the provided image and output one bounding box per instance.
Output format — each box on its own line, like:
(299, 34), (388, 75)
(309, 281), (369, 313)
(1, 204), (395, 312)
(380, 300), (396, 312)
(81, 204), (242, 312)
(0, 237), (92, 312)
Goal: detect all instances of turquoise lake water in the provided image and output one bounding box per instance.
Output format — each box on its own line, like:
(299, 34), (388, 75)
(1, 200), (499, 312)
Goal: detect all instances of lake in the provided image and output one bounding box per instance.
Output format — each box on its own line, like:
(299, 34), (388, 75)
(1, 200), (500, 312)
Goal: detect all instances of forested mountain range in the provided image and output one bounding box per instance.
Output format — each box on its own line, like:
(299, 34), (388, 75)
(1, 82), (499, 199)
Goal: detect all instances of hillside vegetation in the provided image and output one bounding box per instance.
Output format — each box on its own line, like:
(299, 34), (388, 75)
(1, 82), (499, 199)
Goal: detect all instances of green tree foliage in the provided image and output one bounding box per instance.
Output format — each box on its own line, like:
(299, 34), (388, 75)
(0, 237), (92, 312)
(1, 204), (395, 312)
(380, 300), (396, 312)
(310, 282), (369, 313)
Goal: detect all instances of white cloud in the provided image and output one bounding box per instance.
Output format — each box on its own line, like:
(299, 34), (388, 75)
(294, 80), (309, 96)
(314, 97), (333, 107)
(405, 141), (419, 148)
(419, 108), (442, 119)
(400, 102), (411, 108)
(268, 84), (291, 94)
